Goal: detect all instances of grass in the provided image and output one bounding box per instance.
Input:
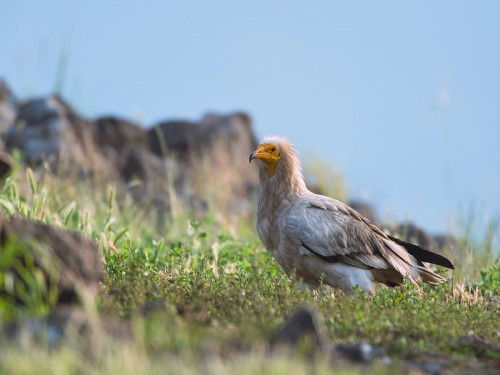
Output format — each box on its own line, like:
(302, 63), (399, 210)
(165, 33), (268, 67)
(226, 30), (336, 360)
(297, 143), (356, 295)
(0, 160), (499, 374)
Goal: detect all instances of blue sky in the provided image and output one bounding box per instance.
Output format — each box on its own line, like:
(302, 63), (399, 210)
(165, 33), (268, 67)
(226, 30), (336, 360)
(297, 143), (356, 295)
(1, 1), (499, 235)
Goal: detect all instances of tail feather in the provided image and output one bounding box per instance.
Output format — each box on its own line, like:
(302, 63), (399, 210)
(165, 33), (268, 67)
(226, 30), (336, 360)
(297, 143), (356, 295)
(388, 235), (454, 269)
(416, 265), (447, 284)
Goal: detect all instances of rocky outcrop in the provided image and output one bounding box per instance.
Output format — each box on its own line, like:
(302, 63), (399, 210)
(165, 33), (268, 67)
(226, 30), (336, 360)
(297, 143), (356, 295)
(93, 116), (167, 204)
(93, 116), (149, 157)
(0, 213), (102, 307)
(348, 200), (379, 225)
(269, 307), (500, 373)
(270, 306), (326, 356)
(1, 81), (260, 217)
(388, 222), (439, 250)
(92, 112), (260, 215)
(0, 80), (458, 239)
(347, 200), (454, 253)
(148, 112), (259, 213)
(4, 95), (102, 173)
(270, 307), (389, 364)
(0, 79), (17, 136)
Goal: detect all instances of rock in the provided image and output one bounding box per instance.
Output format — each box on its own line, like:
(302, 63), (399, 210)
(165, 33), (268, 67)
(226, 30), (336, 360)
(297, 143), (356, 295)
(0, 214), (102, 307)
(93, 116), (168, 211)
(149, 119), (200, 159)
(0, 151), (12, 180)
(405, 360), (446, 375)
(433, 234), (461, 251)
(118, 148), (169, 226)
(118, 144), (167, 194)
(334, 342), (387, 364)
(5, 304), (90, 347)
(148, 111), (259, 215)
(0, 79), (17, 135)
(138, 300), (167, 316)
(270, 307), (390, 365)
(403, 353), (454, 375)
(388, 222), (438, 250)
(269, 306), (326, 356)
(93, 116), (149, 157)
(5, 303), (131, 351)
(457, 334), (500, 358)
(348, 200), (379, 224)
(4, 95), (101, 172)
(2, 88), (260, 219)
(434, 234), (454, 248)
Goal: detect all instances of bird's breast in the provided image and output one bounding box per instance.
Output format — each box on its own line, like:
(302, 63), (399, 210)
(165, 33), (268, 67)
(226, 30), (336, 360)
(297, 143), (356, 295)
(256, 197), (292, 252)
(256, 216), (280, 251)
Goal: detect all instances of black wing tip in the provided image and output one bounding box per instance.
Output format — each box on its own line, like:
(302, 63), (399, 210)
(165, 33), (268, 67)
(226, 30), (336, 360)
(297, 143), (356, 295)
(442, 256), (455, 270)
(431, 255), (455, 270)
(388, 235), (455, 269)
(300, 241), (340, 263)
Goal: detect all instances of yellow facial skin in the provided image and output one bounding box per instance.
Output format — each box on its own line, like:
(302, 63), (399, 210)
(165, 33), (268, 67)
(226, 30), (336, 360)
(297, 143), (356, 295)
(249, 143), (281, 176)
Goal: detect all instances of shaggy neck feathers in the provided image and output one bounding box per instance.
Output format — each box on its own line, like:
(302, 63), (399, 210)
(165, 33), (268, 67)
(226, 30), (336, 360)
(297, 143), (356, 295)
(257, 137), (309, 202)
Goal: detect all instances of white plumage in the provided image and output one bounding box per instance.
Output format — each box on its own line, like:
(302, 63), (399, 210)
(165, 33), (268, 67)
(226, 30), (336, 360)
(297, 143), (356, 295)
(250, 136), (454, 294)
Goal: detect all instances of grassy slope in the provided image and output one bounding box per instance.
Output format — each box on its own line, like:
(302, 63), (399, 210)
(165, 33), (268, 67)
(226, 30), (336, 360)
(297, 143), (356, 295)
(0, 164), (498, 374)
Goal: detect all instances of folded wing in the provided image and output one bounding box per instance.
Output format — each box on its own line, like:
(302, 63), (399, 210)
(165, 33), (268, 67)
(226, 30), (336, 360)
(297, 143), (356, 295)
(283, 195), (452, 285)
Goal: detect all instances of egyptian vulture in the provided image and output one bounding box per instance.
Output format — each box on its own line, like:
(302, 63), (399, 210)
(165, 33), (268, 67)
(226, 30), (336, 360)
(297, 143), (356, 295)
(249, 136), (454, 294)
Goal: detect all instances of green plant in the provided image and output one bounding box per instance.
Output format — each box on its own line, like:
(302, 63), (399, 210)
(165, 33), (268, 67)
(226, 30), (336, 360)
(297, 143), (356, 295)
(0, 156), (498, 374)
(0, 237), (59, 321)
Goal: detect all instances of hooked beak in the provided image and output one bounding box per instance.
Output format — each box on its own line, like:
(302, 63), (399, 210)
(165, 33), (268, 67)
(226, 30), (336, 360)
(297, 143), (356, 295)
(249, 151), (257, 163)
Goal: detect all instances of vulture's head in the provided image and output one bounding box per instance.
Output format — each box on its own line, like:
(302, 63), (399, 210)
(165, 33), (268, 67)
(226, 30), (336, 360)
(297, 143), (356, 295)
(249, 136), (297, 177)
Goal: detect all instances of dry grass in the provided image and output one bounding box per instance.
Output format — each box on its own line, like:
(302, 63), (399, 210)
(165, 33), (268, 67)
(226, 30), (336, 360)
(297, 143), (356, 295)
(0, 157), (498, 374)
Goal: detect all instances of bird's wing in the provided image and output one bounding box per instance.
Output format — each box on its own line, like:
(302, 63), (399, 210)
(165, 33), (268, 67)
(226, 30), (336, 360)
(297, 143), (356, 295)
(283, 195), (417, 275)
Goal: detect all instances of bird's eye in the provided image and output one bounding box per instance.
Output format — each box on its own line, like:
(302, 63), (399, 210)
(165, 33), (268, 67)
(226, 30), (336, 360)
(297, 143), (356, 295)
(270, 147), (276, 152)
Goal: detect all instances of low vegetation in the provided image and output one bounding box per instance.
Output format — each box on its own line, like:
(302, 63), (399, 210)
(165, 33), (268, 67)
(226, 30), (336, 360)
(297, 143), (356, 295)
(0, 159), (498, 374)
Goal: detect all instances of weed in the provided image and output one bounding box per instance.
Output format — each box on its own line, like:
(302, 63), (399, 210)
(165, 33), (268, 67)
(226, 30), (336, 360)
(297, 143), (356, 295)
(0, 160), (498, 373)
